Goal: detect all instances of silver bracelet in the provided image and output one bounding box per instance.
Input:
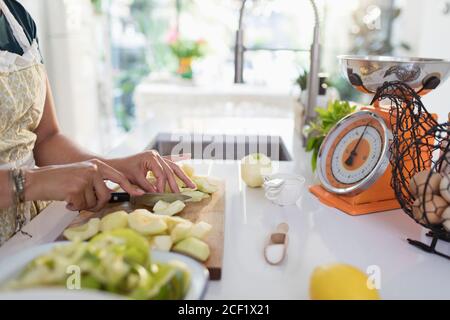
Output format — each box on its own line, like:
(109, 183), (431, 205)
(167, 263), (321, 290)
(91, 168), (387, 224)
(10, 168), (26, 205)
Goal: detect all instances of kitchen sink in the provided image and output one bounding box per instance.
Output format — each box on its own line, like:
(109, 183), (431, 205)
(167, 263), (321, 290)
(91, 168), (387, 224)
(148, 133), (292, 161)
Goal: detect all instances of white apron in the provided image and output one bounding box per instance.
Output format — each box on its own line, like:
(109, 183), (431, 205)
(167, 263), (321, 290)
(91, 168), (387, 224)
(0, 0), (47, 245)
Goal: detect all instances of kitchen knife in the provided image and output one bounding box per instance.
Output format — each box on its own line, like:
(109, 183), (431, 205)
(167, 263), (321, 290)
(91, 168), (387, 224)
(109, 192), (191, 206)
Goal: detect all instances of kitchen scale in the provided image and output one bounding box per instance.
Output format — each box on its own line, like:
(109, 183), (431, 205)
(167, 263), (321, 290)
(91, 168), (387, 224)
(310, 55), (450, 215)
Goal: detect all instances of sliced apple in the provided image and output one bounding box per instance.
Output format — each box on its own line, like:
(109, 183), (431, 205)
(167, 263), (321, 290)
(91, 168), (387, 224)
(171, 222), (193, 243)
(153, 235), (173, 252)
(128, 209), (167, 236)
(181, 190), (210, 202)
(154, 200), (186, 216)
(189, 221), (212, 240)
(63, 218), (100, 241)
(192, 176), (218, 194)
(153, 200), (170, 212)
(173, 237), (210, 262)
(164, 177), (187, 193)
(148, 171), (186, 191)
(161, 216), (190, 232)
(100, 210), (128, 232)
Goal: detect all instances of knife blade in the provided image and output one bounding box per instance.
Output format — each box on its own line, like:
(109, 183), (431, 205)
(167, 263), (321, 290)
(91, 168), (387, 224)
(109, 192), (191, 206)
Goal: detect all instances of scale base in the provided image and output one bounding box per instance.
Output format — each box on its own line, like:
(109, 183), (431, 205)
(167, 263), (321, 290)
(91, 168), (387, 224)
(309, 185), (400, 216)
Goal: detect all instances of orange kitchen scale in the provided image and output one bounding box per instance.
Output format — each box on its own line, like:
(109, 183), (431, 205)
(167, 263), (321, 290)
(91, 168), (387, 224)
(309, 55), (450, 215)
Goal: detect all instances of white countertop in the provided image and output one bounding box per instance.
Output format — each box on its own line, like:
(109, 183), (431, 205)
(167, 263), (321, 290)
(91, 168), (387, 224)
(1, 115), (449, 300)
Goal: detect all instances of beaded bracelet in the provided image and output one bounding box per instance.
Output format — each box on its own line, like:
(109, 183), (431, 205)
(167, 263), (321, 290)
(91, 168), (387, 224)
(10, 168), (26, 205)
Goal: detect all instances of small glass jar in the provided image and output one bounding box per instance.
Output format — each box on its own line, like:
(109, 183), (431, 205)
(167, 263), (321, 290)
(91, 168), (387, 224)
(263, 173), (305, 206)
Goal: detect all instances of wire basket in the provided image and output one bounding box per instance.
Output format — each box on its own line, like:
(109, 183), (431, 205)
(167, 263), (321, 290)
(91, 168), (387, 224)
(371, 81), (450, 260)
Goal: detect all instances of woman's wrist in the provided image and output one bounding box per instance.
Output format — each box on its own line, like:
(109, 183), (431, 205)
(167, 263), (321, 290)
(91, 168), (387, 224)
(23, 168), (41, 202)
(9, 168), (27, 205)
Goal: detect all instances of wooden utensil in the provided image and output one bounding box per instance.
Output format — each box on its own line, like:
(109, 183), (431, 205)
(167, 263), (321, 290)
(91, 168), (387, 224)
(264, 223), (289, 265)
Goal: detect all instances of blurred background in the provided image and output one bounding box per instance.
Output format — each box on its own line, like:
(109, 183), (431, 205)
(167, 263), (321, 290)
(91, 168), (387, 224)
(20, 0), (450, 153)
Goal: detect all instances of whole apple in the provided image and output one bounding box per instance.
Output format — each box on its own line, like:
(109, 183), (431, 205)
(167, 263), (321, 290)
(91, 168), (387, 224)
(241, 153), (272, 188)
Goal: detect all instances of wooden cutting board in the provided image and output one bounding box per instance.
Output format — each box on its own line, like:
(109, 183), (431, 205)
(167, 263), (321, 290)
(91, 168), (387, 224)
(58, 178), (225, 280)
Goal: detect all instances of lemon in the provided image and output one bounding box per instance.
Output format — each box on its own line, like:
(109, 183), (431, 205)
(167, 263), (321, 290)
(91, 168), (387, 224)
(310, 264), (380, 300)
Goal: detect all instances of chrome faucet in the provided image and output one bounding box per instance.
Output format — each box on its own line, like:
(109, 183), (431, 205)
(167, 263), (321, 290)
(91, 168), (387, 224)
(234, 0), (321, 123)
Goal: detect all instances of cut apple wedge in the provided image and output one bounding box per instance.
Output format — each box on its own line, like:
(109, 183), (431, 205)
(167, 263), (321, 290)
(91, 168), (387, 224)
(171, 222), (193, 244)
(153, 235), (173, 252)
(153, 200), (170, 212)
(100, 210), (128, 232)
(153, 200), (186, 216)
(181, 190), (210, 202)
(192, 176), (218, 194)
(148, 171), (188, 192)
(189, 221), (212, 240)
(164, 177), (187, 193)
(63, 218), (100, 241)
(173, 237), (210, 262)
(160, 216), (189, 232)
(128, 209), (167, 236)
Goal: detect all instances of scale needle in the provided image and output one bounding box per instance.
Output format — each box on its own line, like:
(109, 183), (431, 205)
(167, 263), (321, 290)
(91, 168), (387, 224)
(345, 122), (370, 167)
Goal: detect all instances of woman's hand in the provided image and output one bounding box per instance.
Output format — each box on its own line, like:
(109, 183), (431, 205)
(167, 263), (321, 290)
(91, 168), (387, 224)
(24, 160), (141, 212)
(107, 151), (196, 193)
(87, 159), (145, 196)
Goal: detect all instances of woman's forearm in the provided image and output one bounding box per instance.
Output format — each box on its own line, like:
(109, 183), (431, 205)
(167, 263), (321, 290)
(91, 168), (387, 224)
(33, 132), (100, 166)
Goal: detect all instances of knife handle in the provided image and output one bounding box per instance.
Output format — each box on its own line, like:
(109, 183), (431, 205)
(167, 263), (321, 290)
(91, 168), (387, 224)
(109, 192), (131, 203)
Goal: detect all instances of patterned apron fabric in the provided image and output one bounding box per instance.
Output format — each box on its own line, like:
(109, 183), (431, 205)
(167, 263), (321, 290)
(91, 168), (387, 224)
(0, 1), (47, 245)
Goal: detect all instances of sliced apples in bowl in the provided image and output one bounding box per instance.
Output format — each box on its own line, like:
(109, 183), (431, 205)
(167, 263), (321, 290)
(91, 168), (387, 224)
(0, 229), (209, 300)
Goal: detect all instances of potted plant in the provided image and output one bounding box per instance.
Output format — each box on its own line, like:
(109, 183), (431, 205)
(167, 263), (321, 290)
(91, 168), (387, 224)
(169, 36), (206, 79)
(305, 100), (357, 171)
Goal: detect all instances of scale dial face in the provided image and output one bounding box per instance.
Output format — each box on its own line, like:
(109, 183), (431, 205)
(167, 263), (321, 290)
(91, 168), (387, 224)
(317, 111), (390, 195)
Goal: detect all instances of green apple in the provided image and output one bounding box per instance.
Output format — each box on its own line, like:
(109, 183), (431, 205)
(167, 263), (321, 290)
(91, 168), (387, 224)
(90, 228), (150, 266)
(146, 262), (190, 300)
(240, 153), (272, 188)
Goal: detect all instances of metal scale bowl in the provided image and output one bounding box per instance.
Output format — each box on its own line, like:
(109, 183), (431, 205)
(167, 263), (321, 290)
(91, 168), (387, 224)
(335, 55), (450, 259)
(339, 55), (450, 97)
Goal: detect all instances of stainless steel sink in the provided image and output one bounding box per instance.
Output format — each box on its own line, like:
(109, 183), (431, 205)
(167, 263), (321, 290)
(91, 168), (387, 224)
(148, 133), (292, 161)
